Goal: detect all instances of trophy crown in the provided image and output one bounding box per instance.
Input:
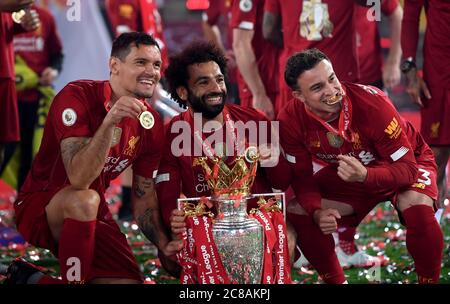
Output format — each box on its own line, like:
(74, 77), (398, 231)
(193, 147), (260, 198)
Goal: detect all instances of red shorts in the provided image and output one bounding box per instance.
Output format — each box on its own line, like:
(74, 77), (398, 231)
(0, 78), (20, 142)
(313, 160), (438, 227)
(421, 86), (450, 146)
(14, 188), (143, 282)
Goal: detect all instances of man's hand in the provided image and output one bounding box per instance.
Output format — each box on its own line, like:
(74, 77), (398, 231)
(160, 238), (184, 258)
(20, 8), (40, 32)
(405, 69), (431, 107)
(169, 208), (187, 236)
(39, 67), (58, 86)
(225, 49), (237, 70)
(258, 143), (279, 168)
(313, 208), (341, 234)
(253, 93), (275, 120)
(382, 60), (401, 89)
(337, 154), (367, 182)
(0, 0), (33, 12)
(104, 96), (147, 126)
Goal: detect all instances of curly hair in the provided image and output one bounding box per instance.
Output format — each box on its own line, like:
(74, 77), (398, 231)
(284, 48), (330, 90)
(165, 41), (228, 109)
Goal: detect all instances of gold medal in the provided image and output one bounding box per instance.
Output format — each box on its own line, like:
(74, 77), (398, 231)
(326, 132), (344, 148)
(138, 111), (154, 129)
(244, 146), (259, 163)
(11, 10), (26, 24)
(111, 127), (122, 147)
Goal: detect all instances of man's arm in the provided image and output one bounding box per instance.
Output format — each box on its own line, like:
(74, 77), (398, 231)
(61, 127), (113, 190)
(401, 0), (430, 106)
(0, 0), (33, 12)
(382, 4), (403, 88)
(133, 174), (182, 257)
(233, 28), (275, 119)
(262, 11), (283, 48)
(60, 96), (146, 189)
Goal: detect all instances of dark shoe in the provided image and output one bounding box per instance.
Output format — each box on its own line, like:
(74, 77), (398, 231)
(3, 258), (44, 284)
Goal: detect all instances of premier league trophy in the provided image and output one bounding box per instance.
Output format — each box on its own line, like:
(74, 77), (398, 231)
(177, 147), (291, 284)
(193, 147), (263, 284)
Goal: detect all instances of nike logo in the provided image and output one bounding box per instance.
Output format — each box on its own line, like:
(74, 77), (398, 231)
(16, 200), (23, 206)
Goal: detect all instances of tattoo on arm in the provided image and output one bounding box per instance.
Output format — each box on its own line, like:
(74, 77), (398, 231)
(134, 177), (153, 198)
(134, 176), (164, 247)
(137, 208), (160, 246)
(60, 137), (90, 170)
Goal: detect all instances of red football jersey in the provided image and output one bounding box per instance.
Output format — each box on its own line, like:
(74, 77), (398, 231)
(229, 0), (279, 99)
(278, 82), (435, 215)
(0, 13), (20, 142)
(0, 13), (15, 79)
(155, 104), (289, 227)
(106, 0), (169, 70)
(265, 0), (359, 83)
(14, 5), (63, 102)
(402, 0), (450, 88)
(20, 80), (164, 200)
(355, 0), (398, 84)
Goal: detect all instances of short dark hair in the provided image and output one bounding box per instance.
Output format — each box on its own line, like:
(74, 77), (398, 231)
(165, 41), (228, 109)
(284, 48), (330, 90)
(111, 32), (160, 61)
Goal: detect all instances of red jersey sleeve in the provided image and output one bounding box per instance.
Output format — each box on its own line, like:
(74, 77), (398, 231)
(50, 84), (92, 142)
(155, 123), (182, 229)
(264, 0), (280, 14)
(132, 110), (164, 179)
(230, 0), (258, 31)
(381, 0), (399, 15)
(357, 85), (419, 189)
(203, 0), (222, 25)
(401, 0), (424, 59)
(278, 104), (322, 216)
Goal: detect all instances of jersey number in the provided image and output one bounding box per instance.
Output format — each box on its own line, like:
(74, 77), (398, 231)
(417, 168), (432, 186)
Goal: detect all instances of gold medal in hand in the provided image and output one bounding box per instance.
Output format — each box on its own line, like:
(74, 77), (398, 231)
(12, 9), (26, 24)
(138, 111), (154, 129)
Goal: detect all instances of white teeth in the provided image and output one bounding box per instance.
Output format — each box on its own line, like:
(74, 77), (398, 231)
(207, 97), (221, 104)
(139, 79), (154, 85)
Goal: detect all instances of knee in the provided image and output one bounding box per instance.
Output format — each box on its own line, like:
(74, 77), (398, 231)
(397, 191), (434, 213)
(286, 220), (298, 263)
(63, 189), (100, 220)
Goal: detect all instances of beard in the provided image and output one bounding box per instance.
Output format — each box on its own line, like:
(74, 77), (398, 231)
(188, 90), (227, 119)
(133, 88), (154, 99)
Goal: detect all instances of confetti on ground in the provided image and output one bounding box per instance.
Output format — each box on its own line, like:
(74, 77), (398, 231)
(1, 186), (449, 284)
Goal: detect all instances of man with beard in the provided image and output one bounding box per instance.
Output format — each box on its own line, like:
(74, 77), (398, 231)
(279, 48), (443, 284)
(155, 41), (296, 276)
(4, 32), (182, 284)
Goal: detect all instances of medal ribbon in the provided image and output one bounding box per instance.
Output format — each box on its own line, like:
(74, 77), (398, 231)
(305, 95), (353, 142)
(188, 108), (239, 160)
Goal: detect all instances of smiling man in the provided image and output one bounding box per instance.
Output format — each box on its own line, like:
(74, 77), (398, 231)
(155, 42), (297, 279)
(279, 48), (443, 284)
(5, 32), (182, 284)
(157, 41), (290, 228)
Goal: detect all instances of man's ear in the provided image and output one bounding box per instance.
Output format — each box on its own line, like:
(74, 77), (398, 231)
(292, 90), (305, 103)
(176, 86), (188, 101)
(109, 57), (120, 75)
